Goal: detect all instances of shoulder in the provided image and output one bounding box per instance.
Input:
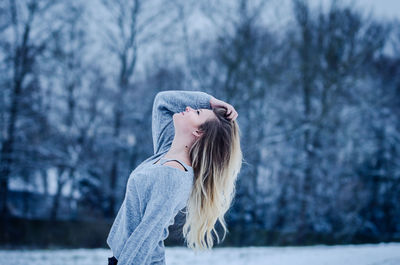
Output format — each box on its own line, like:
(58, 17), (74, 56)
(146, 167), (189, 204)
(153, 166), (183, 187)
(132, 166), (193, 207)
(136, 166), (184, 189)
(162, 160), (187, 172)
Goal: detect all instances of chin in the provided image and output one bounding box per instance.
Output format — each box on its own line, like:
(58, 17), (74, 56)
(172, 113), (178, 123)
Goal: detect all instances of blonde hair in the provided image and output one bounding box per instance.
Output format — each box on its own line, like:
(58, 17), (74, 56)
(182, 106), (243, 251)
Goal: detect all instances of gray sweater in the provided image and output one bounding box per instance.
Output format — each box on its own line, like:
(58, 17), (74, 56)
(106, 90), (212, 265)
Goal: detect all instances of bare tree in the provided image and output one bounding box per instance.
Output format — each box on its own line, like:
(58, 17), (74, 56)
(99, 0), (181, 217)
(0, 0), (62, 217)
(47, 1), (89, 220)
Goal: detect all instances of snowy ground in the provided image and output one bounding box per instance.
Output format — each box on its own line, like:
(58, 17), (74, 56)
(0, 243), (399, 265)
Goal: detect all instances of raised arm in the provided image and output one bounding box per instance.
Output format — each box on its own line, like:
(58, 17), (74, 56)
(151, 90), (212, 154)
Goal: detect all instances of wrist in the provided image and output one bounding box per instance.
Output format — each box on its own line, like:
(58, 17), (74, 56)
(209, 96), (217, 105)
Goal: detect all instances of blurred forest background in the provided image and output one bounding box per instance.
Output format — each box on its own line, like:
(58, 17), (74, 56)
(0, 0), (399, 248)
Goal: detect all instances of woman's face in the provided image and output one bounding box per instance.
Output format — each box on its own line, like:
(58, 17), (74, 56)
(173, 106), (216, 137)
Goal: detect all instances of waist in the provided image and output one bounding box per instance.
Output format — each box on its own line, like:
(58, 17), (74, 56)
(108, 256), (118, 265)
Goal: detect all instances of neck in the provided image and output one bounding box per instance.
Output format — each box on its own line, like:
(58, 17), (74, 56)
(164, 136), (193, 166)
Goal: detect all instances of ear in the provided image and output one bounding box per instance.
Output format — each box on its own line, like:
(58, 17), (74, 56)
(192, 129), (204, 138)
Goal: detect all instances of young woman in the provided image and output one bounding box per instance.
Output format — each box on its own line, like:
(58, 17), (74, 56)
(106, 90), (242, 265)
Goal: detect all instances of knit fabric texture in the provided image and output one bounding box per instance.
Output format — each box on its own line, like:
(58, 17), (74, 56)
(106, 90), (212, 265)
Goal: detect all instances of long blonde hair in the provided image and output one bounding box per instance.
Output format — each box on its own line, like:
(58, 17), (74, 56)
(182, 106), (243, 251)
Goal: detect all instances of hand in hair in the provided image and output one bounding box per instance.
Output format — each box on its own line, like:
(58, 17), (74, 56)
(209, 96), (238, 121)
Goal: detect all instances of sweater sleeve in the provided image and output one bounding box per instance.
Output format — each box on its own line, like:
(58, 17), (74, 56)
(151, 90), (212, 154)
(115, 170), (184, 265)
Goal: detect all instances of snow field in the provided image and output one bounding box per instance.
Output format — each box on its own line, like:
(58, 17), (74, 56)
(0, 243), (399, 265)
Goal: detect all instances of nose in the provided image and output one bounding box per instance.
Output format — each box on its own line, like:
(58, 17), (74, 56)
(185, 106), (192, 112)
